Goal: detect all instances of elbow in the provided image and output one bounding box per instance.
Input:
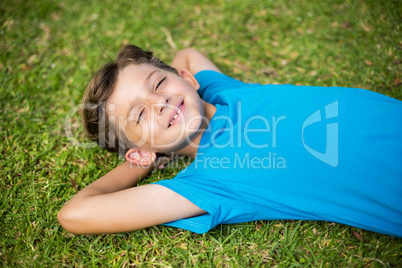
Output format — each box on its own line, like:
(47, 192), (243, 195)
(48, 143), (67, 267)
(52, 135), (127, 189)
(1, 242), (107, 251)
(176, 48), (199, 60)
(177, 47), (197, 54)
(57, 205), (86, 235)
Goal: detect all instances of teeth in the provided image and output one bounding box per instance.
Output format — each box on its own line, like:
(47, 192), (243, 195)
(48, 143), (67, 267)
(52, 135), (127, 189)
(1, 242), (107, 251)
(169, 104), (182, 127)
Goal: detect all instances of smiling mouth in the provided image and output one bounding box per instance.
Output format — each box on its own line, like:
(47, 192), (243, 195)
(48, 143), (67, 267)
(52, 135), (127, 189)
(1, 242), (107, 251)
(168, 101), (184, 128)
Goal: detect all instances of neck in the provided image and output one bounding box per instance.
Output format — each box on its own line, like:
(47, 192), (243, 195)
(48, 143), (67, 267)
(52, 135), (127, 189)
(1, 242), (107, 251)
(175, 101), (216, 159)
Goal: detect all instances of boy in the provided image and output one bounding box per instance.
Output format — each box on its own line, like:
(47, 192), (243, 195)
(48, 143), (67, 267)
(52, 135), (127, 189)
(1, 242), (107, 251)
(58, 45), (402, 237)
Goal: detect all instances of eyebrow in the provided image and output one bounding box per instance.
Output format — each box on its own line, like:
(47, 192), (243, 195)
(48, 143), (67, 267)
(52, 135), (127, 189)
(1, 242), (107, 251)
(126, 70), (159, 119)
(144, 70), (159, 87)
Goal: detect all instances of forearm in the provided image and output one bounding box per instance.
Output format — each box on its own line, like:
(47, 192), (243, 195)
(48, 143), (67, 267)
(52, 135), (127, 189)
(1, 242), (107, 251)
(60, 161), (153, 216)
(58, 161), (154, 232)
(69, 161), (153, 199)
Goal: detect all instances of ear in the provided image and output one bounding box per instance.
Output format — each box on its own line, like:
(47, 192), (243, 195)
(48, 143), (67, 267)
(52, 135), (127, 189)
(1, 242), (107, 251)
(179, 69), (200, 91)
(125, 148), (157, 166)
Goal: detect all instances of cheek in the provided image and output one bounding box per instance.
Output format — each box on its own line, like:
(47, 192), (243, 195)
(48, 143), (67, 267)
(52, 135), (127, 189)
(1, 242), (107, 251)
(139, 119), (168, 147)
(125, 122), (151, 147)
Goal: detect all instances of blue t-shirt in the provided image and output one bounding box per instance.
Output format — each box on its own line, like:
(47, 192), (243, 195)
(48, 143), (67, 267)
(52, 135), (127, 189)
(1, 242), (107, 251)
(154, 70), (402, 237)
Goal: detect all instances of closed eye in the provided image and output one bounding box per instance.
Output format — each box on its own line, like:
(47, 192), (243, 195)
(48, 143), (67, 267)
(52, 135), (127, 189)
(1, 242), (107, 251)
(137, 107), (145, 124)
(155, 76), (166, 91)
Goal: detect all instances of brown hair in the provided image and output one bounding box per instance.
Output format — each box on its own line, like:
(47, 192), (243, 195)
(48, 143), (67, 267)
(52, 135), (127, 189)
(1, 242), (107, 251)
(81, 45), (178, 155)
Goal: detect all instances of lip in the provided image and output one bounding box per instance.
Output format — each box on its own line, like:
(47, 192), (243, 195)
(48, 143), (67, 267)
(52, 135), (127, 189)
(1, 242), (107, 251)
(168, 101), (184, 128)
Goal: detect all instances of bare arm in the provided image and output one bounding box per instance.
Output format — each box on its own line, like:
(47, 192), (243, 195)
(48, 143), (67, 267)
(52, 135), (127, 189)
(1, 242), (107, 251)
(57, 161), (205, 234)
(171, 48), (222, 76)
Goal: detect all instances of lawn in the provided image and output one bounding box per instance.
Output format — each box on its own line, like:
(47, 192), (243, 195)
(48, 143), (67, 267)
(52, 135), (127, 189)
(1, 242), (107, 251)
(0, 0), (401, 266)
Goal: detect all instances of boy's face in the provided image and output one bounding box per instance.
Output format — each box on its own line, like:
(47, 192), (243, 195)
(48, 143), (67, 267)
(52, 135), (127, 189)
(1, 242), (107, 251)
(106, 64), (205, 153)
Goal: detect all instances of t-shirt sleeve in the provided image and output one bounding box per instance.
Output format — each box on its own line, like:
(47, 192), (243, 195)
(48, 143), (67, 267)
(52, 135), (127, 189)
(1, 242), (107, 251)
(194, 70), (250, 103)
(152, 170), (255, 234)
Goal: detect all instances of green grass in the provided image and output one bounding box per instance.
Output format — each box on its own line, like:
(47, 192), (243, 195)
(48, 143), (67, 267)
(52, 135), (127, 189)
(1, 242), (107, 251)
(1, 0), (401, 266)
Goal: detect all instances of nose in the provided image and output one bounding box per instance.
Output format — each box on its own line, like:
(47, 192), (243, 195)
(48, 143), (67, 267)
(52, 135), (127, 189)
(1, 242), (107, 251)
(152, 95), (170, 115)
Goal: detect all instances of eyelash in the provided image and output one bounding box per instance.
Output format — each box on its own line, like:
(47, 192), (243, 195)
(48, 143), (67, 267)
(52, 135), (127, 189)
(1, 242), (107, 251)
(155, 76), (166, 91)
(137, 107), (145, 124)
